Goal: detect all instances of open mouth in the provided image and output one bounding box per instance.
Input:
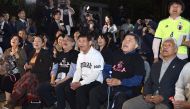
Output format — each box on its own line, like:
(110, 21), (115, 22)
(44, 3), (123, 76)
(34, 44), (39, 47)
(172, 10), (177, 13)
(11, 41), (16, 44)
(123, 45), (128, 48)
(163, 49), (168, 53)
(79, 46), (84, 49)
(62, 42), (68, 47)
(98, 42), (103, 45)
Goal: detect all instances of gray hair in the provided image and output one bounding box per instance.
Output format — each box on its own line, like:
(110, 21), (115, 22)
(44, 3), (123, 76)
(162, 38), (178, 49)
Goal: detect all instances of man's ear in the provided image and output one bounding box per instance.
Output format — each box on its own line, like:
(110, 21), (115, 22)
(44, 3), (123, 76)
(72, 42), (75, 47)
(175, 48), (178, 53)
(135, 43), (139, 49)
(89, 40), (92, 46)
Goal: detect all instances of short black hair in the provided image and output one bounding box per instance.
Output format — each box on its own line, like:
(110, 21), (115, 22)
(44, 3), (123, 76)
(52, 10), (61, 16)
(78, 33), (92, 41)
(168, 0), (185, 11)
(18, 29), (27, 33)
(17, 8), (25, 14)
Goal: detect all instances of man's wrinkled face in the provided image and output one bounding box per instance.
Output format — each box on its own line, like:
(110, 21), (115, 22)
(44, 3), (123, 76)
(160, 40), (177, 58)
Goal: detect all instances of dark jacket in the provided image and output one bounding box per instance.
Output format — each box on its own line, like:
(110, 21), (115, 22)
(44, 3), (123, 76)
(111, 50), (145, 96)
(28, 49), (53, 83)
(3, 47), (27, 75)
(20, 39), (33, 58)
(143, 57), (187, 108)
(47, 20), (59, 42)
(15, 19), (27, 32)
(0, 22), (12, 50)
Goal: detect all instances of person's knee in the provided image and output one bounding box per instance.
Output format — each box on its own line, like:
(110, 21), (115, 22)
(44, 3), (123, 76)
(90, 87), (98, 96)
(122, 101), (129, 109)
(116, 93), (127, 101)
(89, 88), (98, 100)
(37, 82), (51, 94)
(55, 83), (63, 93)
(76, 87), (85, 97)
(122, 100), (132, 109)
(64, 84), (73, 94)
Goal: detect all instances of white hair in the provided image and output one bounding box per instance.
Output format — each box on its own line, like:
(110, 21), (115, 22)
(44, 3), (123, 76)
(162, 38), (178, 49)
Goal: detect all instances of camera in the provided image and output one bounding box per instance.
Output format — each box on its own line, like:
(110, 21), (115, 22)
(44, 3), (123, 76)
(140, 20), (147, 27)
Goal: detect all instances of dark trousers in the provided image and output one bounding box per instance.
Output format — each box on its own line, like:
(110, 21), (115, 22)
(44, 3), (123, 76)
(36, 79), (79, 108)
(55, 78), (72, 109)
(0, 75), (4, 92)
(1, 73), (20, 93)
(37, 82), (56, 107)
(89, 83), (139, 109)
(65, 81), (101, 109)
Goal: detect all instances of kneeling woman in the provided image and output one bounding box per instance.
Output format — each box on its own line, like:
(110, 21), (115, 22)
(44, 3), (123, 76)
(3, 35), (53, 109)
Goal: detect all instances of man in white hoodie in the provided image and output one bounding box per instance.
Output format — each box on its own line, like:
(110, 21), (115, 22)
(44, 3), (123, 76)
(65, 33), (104, 109)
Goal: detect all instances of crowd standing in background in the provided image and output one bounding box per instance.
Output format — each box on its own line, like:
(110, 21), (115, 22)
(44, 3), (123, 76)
(1, 0), (190, 109)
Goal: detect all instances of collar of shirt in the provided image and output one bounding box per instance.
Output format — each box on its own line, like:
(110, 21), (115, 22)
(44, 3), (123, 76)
(0, 21), (5, 29)
(162, 56), (176, 64)
(19, 18), (26, 23)
(169, 16), (181, 21)
(123, 49), (138, 55)
(55, 20), (60, 24)
(81, 46), (94, 55)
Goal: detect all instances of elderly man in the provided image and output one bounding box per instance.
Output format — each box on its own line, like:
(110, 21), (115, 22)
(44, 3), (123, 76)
(89, 33), (146, 109)
(122, 38), (187, 109)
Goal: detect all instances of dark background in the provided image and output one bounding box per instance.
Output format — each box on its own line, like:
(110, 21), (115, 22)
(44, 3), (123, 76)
(0, 0), (190, 24)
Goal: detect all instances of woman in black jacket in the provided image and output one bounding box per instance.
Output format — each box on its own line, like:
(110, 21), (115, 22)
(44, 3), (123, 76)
(97, 33), (113, 79)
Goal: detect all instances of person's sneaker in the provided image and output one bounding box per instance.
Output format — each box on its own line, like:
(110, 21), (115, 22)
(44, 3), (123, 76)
(2, 103), (14, 109)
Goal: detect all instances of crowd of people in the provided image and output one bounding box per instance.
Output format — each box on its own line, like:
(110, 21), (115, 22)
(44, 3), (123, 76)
(0, 0), (190, 109)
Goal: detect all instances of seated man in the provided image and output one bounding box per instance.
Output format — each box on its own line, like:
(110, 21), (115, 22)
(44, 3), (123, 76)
(122, 38), (187, 109)
(172, 62), (190, 109)
(64, 33), (104, 109)
(37, 36), (79, 109)
(89, 33), (146, 109)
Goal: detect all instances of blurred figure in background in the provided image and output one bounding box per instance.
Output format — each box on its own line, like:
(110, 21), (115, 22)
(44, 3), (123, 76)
(15, 9), (27, 32)
(102, 15), (118, 43)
